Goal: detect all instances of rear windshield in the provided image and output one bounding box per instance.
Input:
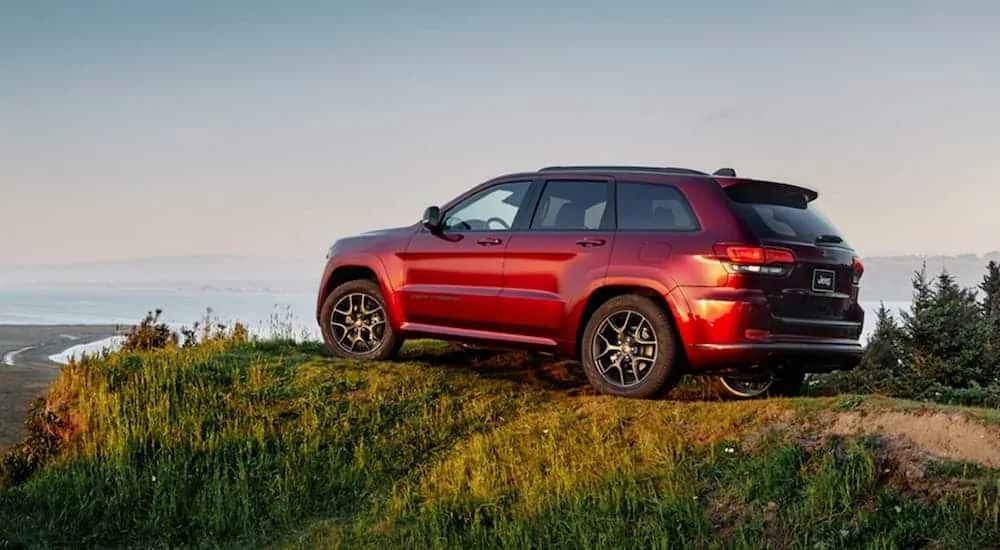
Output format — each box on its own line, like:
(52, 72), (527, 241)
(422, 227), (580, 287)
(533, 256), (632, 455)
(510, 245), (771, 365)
(726, 184), (846, 245)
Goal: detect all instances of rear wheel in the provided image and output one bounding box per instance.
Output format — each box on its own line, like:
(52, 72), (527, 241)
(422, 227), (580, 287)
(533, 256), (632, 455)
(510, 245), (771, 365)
(320, 279), (402, 360)
(711, 370), (805, 399)
(580, 294), (680, 399)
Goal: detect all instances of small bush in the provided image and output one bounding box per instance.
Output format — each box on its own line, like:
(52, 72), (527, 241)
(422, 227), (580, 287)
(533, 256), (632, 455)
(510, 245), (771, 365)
(0, 398), (64, 487)
(120, 309), (178, 353)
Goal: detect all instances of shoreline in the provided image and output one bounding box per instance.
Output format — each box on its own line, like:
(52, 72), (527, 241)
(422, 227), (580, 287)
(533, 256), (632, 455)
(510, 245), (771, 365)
(0, 324), (123, 448)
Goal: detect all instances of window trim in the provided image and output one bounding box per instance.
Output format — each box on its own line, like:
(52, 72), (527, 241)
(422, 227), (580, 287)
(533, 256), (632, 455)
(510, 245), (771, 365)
(526, 178), (617, 232)
(429, 179), (535, 233)
(614, 181), (702, 233)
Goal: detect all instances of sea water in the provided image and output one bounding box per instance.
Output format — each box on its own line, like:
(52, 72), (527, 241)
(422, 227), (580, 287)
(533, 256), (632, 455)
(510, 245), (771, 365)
(0, 287), (911, 363)
(0, 287), (317, 332)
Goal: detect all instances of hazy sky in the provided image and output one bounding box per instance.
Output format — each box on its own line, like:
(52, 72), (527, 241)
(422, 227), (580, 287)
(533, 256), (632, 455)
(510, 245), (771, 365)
(2, 1), (998, 265)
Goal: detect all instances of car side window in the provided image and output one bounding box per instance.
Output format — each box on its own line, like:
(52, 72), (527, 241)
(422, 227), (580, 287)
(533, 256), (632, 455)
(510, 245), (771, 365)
(530, 180), (612, 231)
(616, 182), (700, 231)
(442, 180), (531, 231)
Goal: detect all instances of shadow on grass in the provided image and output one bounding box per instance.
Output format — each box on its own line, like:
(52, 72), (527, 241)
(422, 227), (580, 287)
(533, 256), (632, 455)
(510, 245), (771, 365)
(396, 341), (717, 402)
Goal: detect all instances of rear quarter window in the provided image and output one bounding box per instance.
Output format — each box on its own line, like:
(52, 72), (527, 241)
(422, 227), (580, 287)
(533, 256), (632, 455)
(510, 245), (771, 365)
(616, 182), (699, 231)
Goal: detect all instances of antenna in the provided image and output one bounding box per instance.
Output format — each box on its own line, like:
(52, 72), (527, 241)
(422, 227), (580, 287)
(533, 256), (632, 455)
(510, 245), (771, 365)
(712, 167), (737, 177)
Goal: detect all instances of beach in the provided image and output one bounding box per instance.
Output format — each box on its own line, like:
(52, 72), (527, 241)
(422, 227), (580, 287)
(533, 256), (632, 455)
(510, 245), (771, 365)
(0, 325), (122, 449)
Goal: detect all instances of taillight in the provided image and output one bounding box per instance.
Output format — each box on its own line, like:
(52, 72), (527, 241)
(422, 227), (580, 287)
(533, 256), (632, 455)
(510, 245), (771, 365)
(852, 256), (864, 284)
(713, 243), (795, 276)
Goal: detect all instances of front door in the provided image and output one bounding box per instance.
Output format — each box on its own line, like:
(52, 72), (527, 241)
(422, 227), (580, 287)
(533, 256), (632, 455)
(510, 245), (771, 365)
(400, 179), (533, 333)
(500, 178), (616, 343)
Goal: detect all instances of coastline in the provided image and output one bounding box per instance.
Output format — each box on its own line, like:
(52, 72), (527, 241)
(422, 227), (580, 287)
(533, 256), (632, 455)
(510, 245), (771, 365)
(0, 324), (123, 449)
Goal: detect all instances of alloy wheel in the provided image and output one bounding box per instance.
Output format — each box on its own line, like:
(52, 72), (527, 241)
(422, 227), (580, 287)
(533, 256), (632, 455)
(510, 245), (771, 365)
(329, 292), (387, 354)
(591, 309), (659, 388)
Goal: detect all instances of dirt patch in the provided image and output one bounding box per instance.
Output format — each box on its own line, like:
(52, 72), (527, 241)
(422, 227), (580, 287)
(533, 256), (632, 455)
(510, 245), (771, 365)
(738, 408), (1000, 505)
(823, 410), (1000, 469)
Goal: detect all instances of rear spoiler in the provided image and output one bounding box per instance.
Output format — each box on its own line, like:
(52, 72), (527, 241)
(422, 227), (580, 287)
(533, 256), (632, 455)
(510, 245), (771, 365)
(718, 178), (819, 208)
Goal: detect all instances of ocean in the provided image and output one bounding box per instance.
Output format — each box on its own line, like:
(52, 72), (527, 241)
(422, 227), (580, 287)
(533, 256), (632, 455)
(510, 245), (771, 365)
(0, 287), (319, 336)
(0, 287), (911, 362)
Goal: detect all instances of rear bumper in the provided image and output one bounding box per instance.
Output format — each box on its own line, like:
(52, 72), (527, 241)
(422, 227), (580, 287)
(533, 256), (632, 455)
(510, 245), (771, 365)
(672, 286), (865, 374)
(689, 340), (863, 374)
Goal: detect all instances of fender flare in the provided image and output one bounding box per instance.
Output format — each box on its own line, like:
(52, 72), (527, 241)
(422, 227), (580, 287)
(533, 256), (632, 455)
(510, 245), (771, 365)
(316, 254), (401, 327)
(565, 278), (694, 357)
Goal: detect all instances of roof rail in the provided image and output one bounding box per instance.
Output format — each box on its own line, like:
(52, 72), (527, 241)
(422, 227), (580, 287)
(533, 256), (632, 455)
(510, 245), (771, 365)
(538, 165), (710, 176)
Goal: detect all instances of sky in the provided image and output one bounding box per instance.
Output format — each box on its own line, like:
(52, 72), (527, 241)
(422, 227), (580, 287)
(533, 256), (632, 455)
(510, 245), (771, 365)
(2, 0), (999, 265)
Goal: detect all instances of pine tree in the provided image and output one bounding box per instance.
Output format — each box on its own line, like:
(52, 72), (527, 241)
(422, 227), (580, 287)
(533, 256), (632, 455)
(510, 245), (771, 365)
(981, 260), (1000, 327)
(862, 302), (905, 374)
(979, 260), (1000, 380)
(900, 266), (991, 387)
(900, 263), (934, 358)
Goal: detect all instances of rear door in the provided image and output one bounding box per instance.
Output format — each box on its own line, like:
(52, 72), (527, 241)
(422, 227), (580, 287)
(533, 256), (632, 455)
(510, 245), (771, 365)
(499, 178), (616, 343)
(724, 180), (863, 339)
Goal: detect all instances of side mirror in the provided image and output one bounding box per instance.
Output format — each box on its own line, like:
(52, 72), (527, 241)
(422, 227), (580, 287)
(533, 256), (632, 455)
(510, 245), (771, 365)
(421, 206), (442, 232)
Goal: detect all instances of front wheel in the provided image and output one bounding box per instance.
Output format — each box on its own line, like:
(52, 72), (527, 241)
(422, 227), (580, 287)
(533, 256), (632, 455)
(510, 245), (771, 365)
(580, 294), (681, 399)
(320, 279), (403, 360)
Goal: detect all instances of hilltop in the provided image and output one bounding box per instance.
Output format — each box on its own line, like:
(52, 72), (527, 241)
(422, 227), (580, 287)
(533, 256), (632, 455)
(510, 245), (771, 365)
(1, 338), (997, 549)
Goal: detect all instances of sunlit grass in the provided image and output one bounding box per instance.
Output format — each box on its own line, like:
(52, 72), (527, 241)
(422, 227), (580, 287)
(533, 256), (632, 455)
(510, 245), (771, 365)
(1, 339), (998, 549)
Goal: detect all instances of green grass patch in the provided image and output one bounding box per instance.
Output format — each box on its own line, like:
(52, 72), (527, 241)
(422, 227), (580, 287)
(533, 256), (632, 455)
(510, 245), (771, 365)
(1, 340), (998, 549)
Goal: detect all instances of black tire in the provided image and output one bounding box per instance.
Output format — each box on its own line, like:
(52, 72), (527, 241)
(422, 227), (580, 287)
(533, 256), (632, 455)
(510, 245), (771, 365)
(710, 370), (806, 400)
(320, 279), (402, 360)
(580, 294), (681, 399)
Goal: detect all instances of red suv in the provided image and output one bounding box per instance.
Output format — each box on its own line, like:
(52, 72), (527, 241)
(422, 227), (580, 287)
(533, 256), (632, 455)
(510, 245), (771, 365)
(316, 166), (865, 399)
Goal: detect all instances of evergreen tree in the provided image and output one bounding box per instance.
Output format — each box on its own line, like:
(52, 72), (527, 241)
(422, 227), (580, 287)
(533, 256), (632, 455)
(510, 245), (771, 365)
(900, 263), (934, 360)
(862, 302), (905, 373)
(901, 266), (991, 387)
(979, 260), (1000, 380)
(981, 260), (1000, 327)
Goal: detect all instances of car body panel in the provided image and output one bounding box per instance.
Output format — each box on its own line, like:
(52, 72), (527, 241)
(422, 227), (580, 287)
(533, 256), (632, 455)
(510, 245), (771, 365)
(316, 167), (865, 375)
(500, 229), (616, 346)
(398, 229), (510, 332)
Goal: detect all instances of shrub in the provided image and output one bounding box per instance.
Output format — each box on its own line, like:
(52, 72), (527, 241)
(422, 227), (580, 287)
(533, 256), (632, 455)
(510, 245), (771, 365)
(120, 309), (178, 353)
(813, 261), (1000, 404)
(0, 398), (65, 487)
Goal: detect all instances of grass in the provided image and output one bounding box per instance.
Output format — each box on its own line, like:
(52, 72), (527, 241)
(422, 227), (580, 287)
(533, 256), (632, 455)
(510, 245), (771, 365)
(1, 338), (998, 549)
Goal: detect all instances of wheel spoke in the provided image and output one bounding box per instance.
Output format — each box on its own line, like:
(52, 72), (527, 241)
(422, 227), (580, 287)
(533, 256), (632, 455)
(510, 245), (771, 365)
(360, 297), (380, 315)
(622, 312), (632, 333)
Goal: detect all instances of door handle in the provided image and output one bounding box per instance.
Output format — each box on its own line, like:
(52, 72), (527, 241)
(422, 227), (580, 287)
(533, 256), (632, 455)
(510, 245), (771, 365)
(476, 236), (503, 246)
(575, 237), (606, 247)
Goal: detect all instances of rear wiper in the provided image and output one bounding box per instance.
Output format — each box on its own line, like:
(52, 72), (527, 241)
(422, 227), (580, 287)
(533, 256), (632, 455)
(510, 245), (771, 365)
(815, 234), (843, 244)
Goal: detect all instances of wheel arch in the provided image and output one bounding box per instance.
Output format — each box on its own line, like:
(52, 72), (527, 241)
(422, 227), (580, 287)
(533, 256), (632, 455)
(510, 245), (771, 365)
(316, 257), (400, 327)
(571, 283), (691, 364)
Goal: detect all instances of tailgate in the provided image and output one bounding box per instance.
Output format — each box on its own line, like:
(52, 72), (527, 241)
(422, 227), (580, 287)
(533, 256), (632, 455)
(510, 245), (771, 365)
(723, 179), (863, 338)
